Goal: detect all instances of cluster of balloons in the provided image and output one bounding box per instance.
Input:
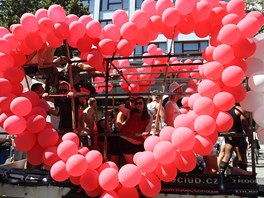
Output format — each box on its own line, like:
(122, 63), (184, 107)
(0, 0), (264, 197)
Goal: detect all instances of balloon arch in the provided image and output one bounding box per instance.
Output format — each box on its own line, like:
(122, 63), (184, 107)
(0, 0), (264, 197)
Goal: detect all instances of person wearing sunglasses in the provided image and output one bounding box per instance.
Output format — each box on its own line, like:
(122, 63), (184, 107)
(119, 96), (153, 164)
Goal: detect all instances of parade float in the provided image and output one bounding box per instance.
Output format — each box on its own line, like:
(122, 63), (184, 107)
(0, 0), (264, 197)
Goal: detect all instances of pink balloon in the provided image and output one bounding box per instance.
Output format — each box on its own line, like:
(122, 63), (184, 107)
(162, 8), (180, 27)
(57, 140), (78, 161)
(156, 0), (174, 16)
(149, 15), (165, 32)
(153, 141), (176, 164)
(103, 24), (121, 42)
(139, 173), (161, 198)
(202, 46), (215, 62)
(226, 0), (245, 17)
(144, 135), (160, 151)
(134, 28), (151, 46)
(118, 186), (139, 198)
(136, 151), (157, 173)
(213, 111), (233, 132)
(27, 144), (44, 165)
(69, 21), (86, 39)
(117, 39), (135, 57)
(3, 33), (19, 50)
(3, 115), (26, 135)
(174, 150), (196, 172)
(42, 146), (60, 167)
(222, 66), (244, 87)
(78, 146), (89, 156)
(155, 162), (178, 182)
(98, 161), (118, 174)
(79, 15), (93, 26)
(10, 97), (32, 116)
(0, 27), (9, 37)
(99, 168), (119, 191)
(213, 91), (235, 111)
(173, 113), (195, 131)
(38, 127), (59, 148)
(48, 4), (66, 23)
(171, 127), (195, 151)
(141, 0), (157, 17)
(191, 1), (211, 22)
(187, 93), (201, 109)
(0, 38), (11, 54)
(85, 150), (103, 169)
(20, 13), (39, 32)
(213, 44), (234, 65)
(238, 16), (262, 38)
(50, 160), (69, 182)
(222, 13), (240, 25)
(35, 8), (48, 20)
(112, 9), (129, 28)
(0, 112), (12, 127)
(197, 79), (220, 99)
(38, 18), (54, 34)
(26, 114), (46, 133)
(193, 96), (215, 116)
(86, 20), (102, 38)
(131, 10), (149, 28)
(54, 22), (70, 40)
(120, 22), (138, 41)
(65, 14), (79, 25)
(46, 32), (63, 48)
(118, 164), (142, 188)
(66, 154), (88, 177)
(11, 24), (28, 40)
(0, 78), (12, 95)
(175, 0), (196, 15)
(218, 24), (241, 45)
(222, 84), (246, 103)
(14, 132), (36, 151)
(194, 115), (216, 136)
(62, 132), (80, 145)
(159, 126), (174, 141)
(80, 169), (99, 191)
(192, 135), (213, 156)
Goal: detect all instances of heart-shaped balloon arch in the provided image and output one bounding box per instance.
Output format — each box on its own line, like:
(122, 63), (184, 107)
(0, 0), (264, 197)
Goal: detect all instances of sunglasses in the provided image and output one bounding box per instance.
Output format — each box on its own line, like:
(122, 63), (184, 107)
(135, 101), (143, 105)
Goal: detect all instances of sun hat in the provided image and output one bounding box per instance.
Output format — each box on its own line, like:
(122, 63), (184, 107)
(168, 81), (184, 93)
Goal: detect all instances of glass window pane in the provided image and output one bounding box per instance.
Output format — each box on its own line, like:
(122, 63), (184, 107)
(183, 43), (198, 51)
(174, 43), (182, 54)
(200, 41), (209, 52)
(136, 0), (144, 9)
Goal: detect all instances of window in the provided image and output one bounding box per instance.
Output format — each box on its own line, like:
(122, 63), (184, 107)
(134, 42), (167, 56)
(174, 41), (209, 55)
(135, 0), (144, 9)
(100, 0), (129, 11)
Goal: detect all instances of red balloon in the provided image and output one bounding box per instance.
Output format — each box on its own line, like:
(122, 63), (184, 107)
(50, 160), (69, 182)
(136, 151), (157, 173)
(26, 114), (46, 133)
(57, 140), (78, 161)
(213, 111), (234, 132)
(174, 114), (195, 131)
(85, 150), (103, 170)
(193, 96), (215, 116)
(86, 49), (104, 69)
(76, 35), (92, 52)
(118, 164), (142, 188)
(22, 91), (40, 106)
(14, 132), (36, 151)
(10, 97), (32, 116)
(20, 13), (39, 32)
(141, 0), (157, 17)
(194, 20), (211, 38)
(175, 0), (196, 15)
(149, 15), (165, 32)
(27, 144), (44, 165)
(27, 106), (47, 119)
(42, 146), (60, 167)
(213, 91), (235, 111)
(174, 150), (196, 172)
(80, 169), (99, 191)
(98, 39), (117, 56)
(46, 32), (63, 48)
(162, 7), (180, 27)
(222, 84), (246, 102)
(99, 168), (119, 191)
(171, 127), (195, 151)
(3, 68), (25, 85)
(187, 93), (201, 109)
(221, 66), (244, 87)
(0, 111), (12, 127)
(38, 17), (54, 34)
(197, 79), (220, 99)
(192, 135), (213, 156)
(213, 44), (234, 65)
(78, 146), (89, 156)
(131, 10), (149, 28)
(0, 78), (12, 95)
(66, 154), (88, 177)
(85, 185), (103, 197)
(79, 15), (93, 26)
(144, 135), (160, 152)
(62, 132), (80, 145)
(112, 9), (129, 28)
(103, 24), (121, 42)
(25, 32), (44, 50)
(202, 46), (215, 62)
(139, 173), (161, 198)
(191, 1), (211, 22)
(232, 38), (256, 58)
(38, 127), (59, 148)
(194, 115), (216, 136)
(69, 21), (86, 39)
(120, 22), (138, 41)
(118, 186), (139, 198)
(86, 20), (102, 38)
(54, 22), (69, 40)
(237, 16), (262, 38)
(155, 162), (178, 182)
(153, 141), (176, 165)
(218, 24), (241, 45)
(0, 93), (16, 112)
(3, 115), (26, 135)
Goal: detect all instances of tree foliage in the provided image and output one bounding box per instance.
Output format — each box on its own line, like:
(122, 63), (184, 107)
(0, 0), (89, 28)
